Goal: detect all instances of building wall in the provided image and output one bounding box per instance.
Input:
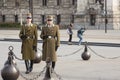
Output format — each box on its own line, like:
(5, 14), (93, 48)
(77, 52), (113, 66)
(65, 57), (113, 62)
(0, 0), (77, 25)
(112, 0), (120, 29)
(0, 0), (120, 30)
(75, 0), (118, 30)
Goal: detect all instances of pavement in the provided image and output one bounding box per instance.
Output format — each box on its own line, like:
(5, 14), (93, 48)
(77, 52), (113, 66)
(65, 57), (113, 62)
(0, 29), (120, 44)
(0, 29), (120, 80)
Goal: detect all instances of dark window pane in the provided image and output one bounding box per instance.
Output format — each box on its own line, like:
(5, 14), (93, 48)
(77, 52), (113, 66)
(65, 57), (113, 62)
(43, 0), (47, 6)
(15, 15), (18, 23)
(90, 14), (96, 26)
(15, 0), (20, 7)
(57, 14), (61, 24)
(71, 15), (74, 23)
(57, 0), (61, 6)
(42, 15), (45, 24)
(2, 15), (5, 22)
(72, 0), (75, 5)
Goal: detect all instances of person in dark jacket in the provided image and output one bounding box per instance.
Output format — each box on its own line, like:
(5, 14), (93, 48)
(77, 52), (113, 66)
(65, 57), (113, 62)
(77, 28), (85, 45)
(67, 23), (73, 45)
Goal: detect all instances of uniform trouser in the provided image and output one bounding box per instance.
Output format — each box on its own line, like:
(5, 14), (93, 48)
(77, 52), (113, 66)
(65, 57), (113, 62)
(25, 60), (29, 71)
(25, 60), (34, 71)
(52, 61), (55, 69)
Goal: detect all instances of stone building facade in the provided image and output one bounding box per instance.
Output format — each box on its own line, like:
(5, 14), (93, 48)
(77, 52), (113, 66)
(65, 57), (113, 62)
(0, 0), (120, 29)
(0, 0), (77, 25)
(76, 0), (120, 30)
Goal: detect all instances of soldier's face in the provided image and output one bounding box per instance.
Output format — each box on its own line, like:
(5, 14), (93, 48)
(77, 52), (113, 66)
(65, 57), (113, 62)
(47, 18), (53, 25)
(26, 17), (32, 23)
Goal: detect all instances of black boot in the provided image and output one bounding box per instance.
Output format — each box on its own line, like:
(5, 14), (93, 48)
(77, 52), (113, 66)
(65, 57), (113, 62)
(52, 62), (55, 69)
(25, 60), (30, 74)
(51, 62), (55, 73)
(29, 60), (34, 72)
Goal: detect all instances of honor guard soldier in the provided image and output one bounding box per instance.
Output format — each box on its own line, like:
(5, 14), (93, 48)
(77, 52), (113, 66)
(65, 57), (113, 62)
(40, 15), (60, 71)
(19, 13), (38, 74)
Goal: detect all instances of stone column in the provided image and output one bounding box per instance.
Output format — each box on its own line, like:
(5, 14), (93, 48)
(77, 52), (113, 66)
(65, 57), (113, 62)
(77, 0), (87, 14)
(112, 0), (120, 30)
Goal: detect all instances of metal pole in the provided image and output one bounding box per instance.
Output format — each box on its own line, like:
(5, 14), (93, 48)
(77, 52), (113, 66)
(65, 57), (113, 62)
(20, 10), (23, 25)
(105, 0), (107, 33)
(29, 0), (33, 23)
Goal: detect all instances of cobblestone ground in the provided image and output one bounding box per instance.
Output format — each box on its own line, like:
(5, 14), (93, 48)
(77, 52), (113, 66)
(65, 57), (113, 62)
(0, 30), (120, 80)
(0, 41), (120, 80)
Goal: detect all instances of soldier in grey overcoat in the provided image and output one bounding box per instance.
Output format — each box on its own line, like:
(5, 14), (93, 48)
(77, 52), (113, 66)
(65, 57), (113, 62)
(19, 13), (38, 74)
(40, 15), (60, 70)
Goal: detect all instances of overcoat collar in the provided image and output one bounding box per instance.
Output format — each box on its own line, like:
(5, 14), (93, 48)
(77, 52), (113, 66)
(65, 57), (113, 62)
(45, 24), (55, 27)
(25, 23), (33, 27)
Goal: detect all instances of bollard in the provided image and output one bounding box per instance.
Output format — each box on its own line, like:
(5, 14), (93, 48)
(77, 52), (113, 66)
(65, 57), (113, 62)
(81, 42), (91, 60)
(43, 57), (54, 80)
(1, 46), (19, 80)
(34, 51), (42, 63)
(4, 48), (16, 66)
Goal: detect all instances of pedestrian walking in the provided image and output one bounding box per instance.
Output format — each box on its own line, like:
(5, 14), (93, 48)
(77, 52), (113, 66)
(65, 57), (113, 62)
(77, 28), (85, 45)
(67, 23), (73, 45)
(40, 15), (60, 71)
(19, 13), (38, 74)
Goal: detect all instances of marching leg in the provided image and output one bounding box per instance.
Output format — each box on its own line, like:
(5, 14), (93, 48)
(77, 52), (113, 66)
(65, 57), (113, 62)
(29, 60), (34, 72)
(52, 62), (55, 69)
(51, 61), (55, 73)
(25, 60), (30, 74)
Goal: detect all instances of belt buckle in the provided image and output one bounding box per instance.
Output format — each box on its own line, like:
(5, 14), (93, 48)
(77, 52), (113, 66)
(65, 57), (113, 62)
(48, 36), (52, 38)
(27, 36), (30, 39)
